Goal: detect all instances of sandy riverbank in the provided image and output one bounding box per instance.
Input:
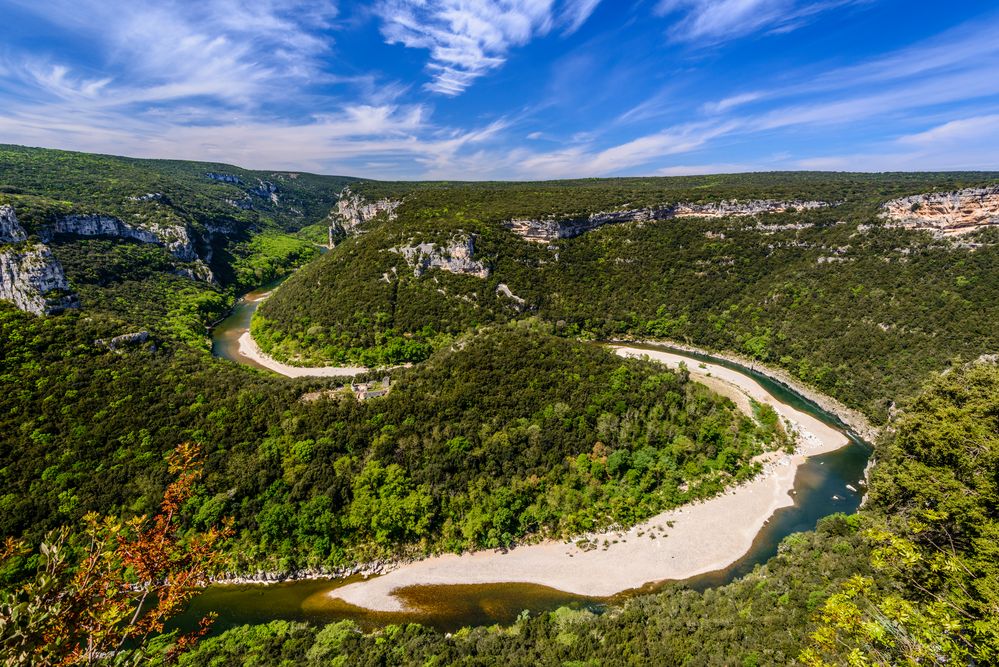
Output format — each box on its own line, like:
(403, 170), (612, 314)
(224, 287), (370, 378)
(617, 339), (879, 443)
(236, 331), (368, 378)
(331, 345), (851, 612)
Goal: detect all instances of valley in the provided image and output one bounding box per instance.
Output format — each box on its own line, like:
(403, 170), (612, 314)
(1, 145), (997, 665)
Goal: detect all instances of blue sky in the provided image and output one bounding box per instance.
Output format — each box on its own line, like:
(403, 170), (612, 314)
(2, 0), (998, 179)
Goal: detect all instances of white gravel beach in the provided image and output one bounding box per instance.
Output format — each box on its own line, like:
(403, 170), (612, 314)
(236, 331), (367, 378)
(330, 345), (851, 612)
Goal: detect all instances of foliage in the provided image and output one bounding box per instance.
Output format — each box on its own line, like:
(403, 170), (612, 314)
(0, 443), (232, 666)
(3, 145), (999, 663)
(0, 314), (785, 570)
(260, 172), (999, 421)
(802, 361), (999, 665)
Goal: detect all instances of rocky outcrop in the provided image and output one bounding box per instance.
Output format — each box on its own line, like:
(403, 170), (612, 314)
(496, 283), (526, 309)
(250, 180), (279, 204)
(504, 200), (833, 242)
(95, 330), (150, 351)
(391, 236), (490, 278)
(334, 187), (401, 234)
(0, 205), (27, 243)
(206, 172), (243, 185)
(673, 199), (830, 218)
(0, 243), (79, 315)
(881, 186), (999, 236)
(505, 207), (674, 243)
(226, 196), (254, 210)
(48, 214), (199, 262)
(128, 192), (166, 203)
(43, 214), (216, 282)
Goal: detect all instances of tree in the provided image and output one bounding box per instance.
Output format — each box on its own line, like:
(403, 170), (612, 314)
(0, 443), (232, 666)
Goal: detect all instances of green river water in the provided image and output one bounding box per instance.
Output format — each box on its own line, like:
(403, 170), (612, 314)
(191, 288), (871, 634)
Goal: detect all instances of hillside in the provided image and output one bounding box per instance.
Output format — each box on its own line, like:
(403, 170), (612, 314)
(256, 172), (999, 420)
(1, 145), (997, 665)
(176, 359), (999, 666)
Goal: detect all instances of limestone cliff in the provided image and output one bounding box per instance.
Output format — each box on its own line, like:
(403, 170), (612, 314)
(880, 186), (999, 235)
(1, 205), (28, 243)
(391, 236), (490, 278)
(44, 214), (214, 281)
(205, 172), (243, 185)
(504, 200), (832, 242)
(505, 207), (674, 243)
(250, 179), (279, 204)
(48, 214), (197, 260)
(673, 199), (830, 218)
(333, 187), (401, 234)
(0, 243), (79, 315)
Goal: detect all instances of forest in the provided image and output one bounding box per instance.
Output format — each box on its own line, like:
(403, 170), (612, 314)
(258, 172), (999, 421)
(169, 360), (999, 665)
(1, 145), (997, 664)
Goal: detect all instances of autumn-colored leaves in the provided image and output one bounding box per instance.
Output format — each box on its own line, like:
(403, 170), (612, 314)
(0, 443), (231, 666)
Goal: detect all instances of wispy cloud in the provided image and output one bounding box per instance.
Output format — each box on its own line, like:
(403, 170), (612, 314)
(374, 0), (601, 96)
(701, 92), (764, 114)
(654, 0), (863, 44)
(796, 113), (999, 171)
(3, 0), (341, 110)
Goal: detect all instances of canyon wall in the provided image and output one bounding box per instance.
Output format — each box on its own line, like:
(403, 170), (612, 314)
(881, 186), (999, 235)
(504, 200), (833, 242)
(391, 236), (490, 278)
(334, 188), (401, 234)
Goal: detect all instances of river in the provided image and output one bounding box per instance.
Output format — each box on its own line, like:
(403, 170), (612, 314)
(192, 287), (871, 635)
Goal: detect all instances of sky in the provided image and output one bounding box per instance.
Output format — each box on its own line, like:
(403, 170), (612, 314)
(2, 0), (999, 180)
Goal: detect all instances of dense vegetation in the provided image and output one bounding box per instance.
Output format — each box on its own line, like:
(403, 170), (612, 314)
(175, 360), (999, 666)
(260, 172), (999, 420)
(2, 145), (997, 663)
(0, 306), (785, 573)
(0, 143), (353, 234)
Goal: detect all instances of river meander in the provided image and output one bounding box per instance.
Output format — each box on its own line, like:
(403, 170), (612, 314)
(190, 286), (872, 635)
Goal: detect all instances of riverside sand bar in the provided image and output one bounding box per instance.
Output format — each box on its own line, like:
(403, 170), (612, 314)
(330, 345), (850, 613)
(215, 285), (369, 378)
(236, 330), (367, 378)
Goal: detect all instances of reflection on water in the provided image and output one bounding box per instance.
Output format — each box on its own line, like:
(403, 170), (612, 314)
(173, 577), (596, 635)
(210, 276), (289, 371)
(184, 340), (872, 635)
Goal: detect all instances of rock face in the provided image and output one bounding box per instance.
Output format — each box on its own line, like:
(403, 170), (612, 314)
(250, 180), (279, 204)
(226, 196), (254, 210)
(506, 207), (674, 243)
(504, 200), (832, 242)
(0, 243), (79, 315)
(95, 330), (150, 351)
(48, 214), (199, 262)
(334, 188), (401, 234)
(881, 186), (999, 235)
(391, 236), (490, 278)
(673, 199), (830, 218)
(46, 214), (214, 280)
(206, 172), (243, 185)
(0, 205), (28, 243)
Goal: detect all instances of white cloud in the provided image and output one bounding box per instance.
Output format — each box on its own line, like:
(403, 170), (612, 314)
(897, 113), (999, 147)
(374, 0), (600, 96)
(558, 0), (603, 33)
(4, 0), (340, 110)
(655, 0), (862, 44)
(796, 113), (999, 171)
(701, 92), (763, 114)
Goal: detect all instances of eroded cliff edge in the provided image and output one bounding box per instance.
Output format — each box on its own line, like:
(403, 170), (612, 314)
(504, 199), (833, 242)
(881, 186), (999, 235)
(0, 206), (78, 315)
